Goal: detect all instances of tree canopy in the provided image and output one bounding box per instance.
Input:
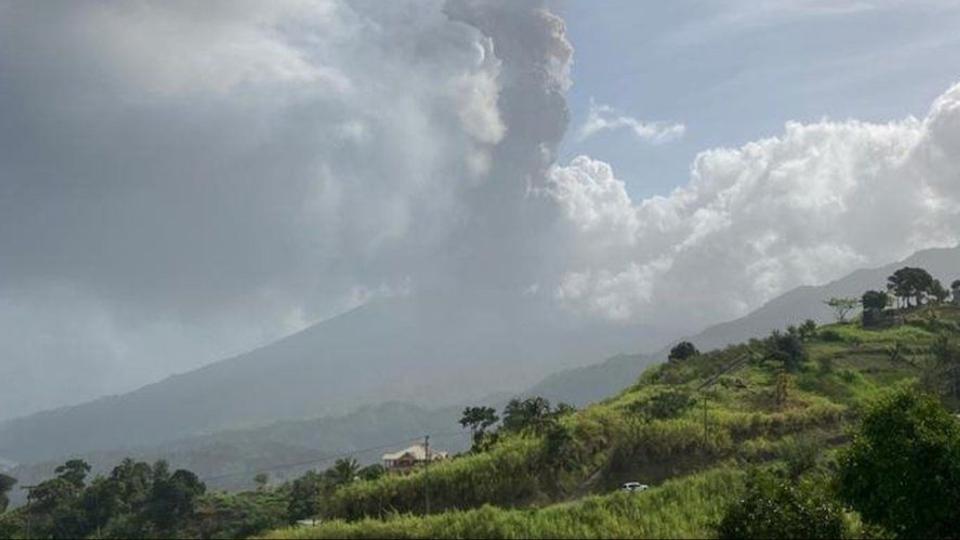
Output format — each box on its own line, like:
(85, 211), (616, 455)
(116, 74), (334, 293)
(460, 406), (499, 451)
(0, 473), (15, 514)
(718, 469), (845, 539)
(861, 290), (889, 311)
(765, 330), (808, 373)
(930, 279), (950, 304)
(824, 297), (858, 322)
(668, 341), (699, 362)
(886, 267), (934, 307)
(837, 388), (960, 539)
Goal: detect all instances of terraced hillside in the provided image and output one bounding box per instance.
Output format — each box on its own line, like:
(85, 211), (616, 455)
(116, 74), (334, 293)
(264, 305), (958, 539)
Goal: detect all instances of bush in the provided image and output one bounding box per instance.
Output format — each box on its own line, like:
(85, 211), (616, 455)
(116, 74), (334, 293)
(837, 388), (960, 539)
(820, 329), (843, 342)
(717, 469), (846, 539)
(668, 341), (700, 362)
(765, 331), (808, 372)
(782, 437), (819, 480)
(816, 356), (834, 374)
(630, 390), (694, 420)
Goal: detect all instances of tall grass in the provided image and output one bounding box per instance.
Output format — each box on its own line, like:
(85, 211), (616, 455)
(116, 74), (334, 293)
(263, 466), (745, 539)
(324, 437), (545, 520)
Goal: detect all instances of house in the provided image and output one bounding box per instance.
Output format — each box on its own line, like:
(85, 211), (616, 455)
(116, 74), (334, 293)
(381, 443), (448, 473)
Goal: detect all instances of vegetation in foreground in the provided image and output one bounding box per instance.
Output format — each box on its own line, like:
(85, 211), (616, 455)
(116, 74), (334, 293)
(262, 467), (745, 539)
(1, 267), (958, 539)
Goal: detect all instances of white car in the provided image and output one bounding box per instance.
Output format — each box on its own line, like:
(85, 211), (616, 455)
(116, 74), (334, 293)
(621, 482), (649, 492)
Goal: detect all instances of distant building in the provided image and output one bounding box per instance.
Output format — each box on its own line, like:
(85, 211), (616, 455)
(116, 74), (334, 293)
(382, 443), (448, 473)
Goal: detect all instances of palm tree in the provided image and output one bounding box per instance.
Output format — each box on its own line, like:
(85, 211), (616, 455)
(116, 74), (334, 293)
(329, 458), (360, 486)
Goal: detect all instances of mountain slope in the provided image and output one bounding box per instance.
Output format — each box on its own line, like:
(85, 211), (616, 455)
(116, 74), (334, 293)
(3, 401), (466, 508)
(3, 246), (955, 467)
(0, 293), (655, 463)
(682, 245), (960, 352)
(514, 245), (960, 409)
(266, 304), (955, 539)
(523, 353), (650, 407)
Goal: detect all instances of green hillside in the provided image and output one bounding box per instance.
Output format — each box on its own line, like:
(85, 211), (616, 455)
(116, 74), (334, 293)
(3, 302), (956, 539)
(263, 305), (959, 539)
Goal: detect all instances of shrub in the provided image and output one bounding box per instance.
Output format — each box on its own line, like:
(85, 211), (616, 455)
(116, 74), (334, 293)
(816, 356), (834, 374)
(630, 390), (695, 420)
(765, 331), (808, 372)
(669, 341), (700, 362)
(782, 437), (819, 480)
(717, 469), (846, 539)
(837, 388), (960, 539)
(820, 329), (843, 342)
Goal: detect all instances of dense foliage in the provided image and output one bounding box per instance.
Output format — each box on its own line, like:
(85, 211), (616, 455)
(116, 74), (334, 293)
(668, 341), (699, 362)
(837, 388), (960, 539)
(887, 267), (935, 307)
(717, 469), (845, 540)
(12, 458), (206, 539)
(861, 290), (889, 311)
(0, 473), (15, 513)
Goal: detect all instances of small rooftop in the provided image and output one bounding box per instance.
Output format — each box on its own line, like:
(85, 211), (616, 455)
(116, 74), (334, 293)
(382, 443), (448, 462)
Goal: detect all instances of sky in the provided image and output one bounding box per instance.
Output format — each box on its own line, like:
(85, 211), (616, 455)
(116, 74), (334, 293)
(560, 0), (960, 198)
(2, 0), (960, 420)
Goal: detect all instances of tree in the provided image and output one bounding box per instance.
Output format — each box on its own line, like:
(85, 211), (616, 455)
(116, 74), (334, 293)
(765, 330), (807, 373)
(668, 341), (699, 362)
(22, 459), (93, 538)
(717, 469), (845, 539)
(797, 320), (818, 341)
(952, 279), (960, 291)
(287, 470), (324, 522)
(824, 297), (858, 322)
(80, 476), (123, 537)
(55, 459), (91, 490)
(502, 396), (554, 433)
(357, 464), (385, 482)
(553, 402), (577, 417)
(887, 266), (934, 307)
(327, 458), (360, 486)
(861, 290), (889, 311)
(147, 461), (206, 533)
(108, 458), (152, 517)
(837, 388), (960, 539)
(26, 476), (86, 539)
(253, 473), (269, 491)
(0, 473), (15, 513)
(459, 406), (499, 451)
(930, 279), (950, 304)
(930, 335), (960, 401)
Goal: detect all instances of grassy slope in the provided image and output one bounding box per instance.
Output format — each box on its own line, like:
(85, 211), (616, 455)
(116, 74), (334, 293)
(263, 467), (745, 539)
(265, 306), (957, 539)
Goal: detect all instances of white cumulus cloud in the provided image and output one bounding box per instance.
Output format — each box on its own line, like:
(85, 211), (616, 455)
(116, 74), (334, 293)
(577, 99), (686, 143)
(546, 82), (960, 329)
